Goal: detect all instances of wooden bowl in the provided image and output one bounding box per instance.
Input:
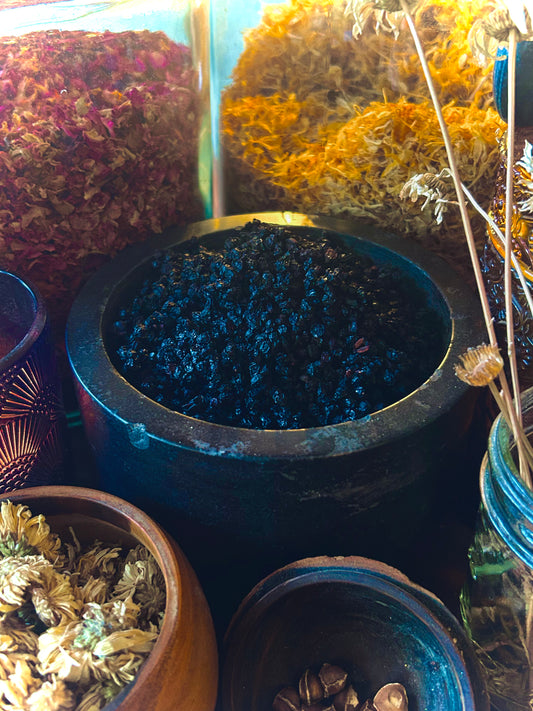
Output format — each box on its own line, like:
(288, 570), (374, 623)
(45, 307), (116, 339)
(222, 556), (489, 711)
(0, 485), (219, 711)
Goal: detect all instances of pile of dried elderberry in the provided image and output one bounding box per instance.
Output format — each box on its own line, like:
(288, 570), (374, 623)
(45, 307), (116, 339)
(111, 221), (444, 429)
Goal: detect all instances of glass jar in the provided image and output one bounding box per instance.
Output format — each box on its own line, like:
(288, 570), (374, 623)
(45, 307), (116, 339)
(210, 0), (503, 285)
(0, 0), (209, 350)
(460, 387), (533, 711)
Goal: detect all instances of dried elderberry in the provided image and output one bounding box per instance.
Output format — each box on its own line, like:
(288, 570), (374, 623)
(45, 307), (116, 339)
(110, 220), (445, 429)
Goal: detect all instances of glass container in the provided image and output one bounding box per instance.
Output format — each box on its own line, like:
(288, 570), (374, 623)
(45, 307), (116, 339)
(210, 0), (503, 285)
(0, 0), (210, 349)
(460, 387), (533, 711)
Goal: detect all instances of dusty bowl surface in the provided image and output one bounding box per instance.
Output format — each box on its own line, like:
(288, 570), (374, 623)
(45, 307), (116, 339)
(222, 556), (490, 711)
(66, 212), (485, 626)
(0, 485), (218, 711)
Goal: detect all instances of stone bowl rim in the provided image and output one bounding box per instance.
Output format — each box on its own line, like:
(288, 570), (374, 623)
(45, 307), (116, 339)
(66, 211), (484, 460)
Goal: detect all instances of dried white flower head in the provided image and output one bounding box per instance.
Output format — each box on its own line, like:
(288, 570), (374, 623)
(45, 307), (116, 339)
(345, 0), (418, 38)
(469, 3), (533, 58)
(400, 169), (456, 224)
(455, 344), (504, 386)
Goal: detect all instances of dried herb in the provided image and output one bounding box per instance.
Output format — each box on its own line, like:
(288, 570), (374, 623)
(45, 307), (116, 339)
(0, 28), (202, 341)
(110, 220), (445, 429)
(0, 501), (165, 711)
(220, 0), (505, 282)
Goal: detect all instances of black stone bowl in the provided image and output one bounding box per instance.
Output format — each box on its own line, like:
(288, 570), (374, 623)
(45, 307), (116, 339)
(66, 212), (485, 630)
(221, 556), (490, 711)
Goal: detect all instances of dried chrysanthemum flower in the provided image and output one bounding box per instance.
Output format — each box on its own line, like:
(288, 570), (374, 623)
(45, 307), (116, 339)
(99, 599), (140, 633)
(38, 622), (95, 685)
(455, 344), (504, 386)
(0, 555), (53, 613)
(92, 650), (148, 687)
(26, 676), (76, 711)
(0, 502), (61, 562)
(0, 658), (40, 708)
(74, 544), (122, 585)
(30, 567), (80, 627)
(400, 170), (457, 224)
(73, 576), (109, 607)
(75, 680), (122, 711)
(113, 546), (165, 623)
(0, 616), (39, 656)
(92, 628), (157, 659)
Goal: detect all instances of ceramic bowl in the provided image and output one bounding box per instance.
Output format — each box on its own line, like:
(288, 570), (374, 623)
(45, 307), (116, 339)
(0, 485), (218, 711)
(221, 556), (490, 711)
(66, 212), (485, 627)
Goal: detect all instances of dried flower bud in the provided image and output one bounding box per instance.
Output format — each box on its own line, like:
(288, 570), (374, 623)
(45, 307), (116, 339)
(299, 669), (324, 705)
(454, 344), (504, 387)
(373, 682), (408, 711)
(273, 686), (301, 711)
(333, 684), (360, 711)
(318, 663), (348, 697)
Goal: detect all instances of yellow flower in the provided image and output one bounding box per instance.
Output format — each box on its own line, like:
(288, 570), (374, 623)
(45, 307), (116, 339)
(37, 622), (94, 685)
(0, 503), (61, 562)
(454, 344), (504, 387)
(26, 677), (76, 711)
(0, 556), (52, 612)
(113, 546), (165, 623)
(92, 628), (157, 659)
(74, 544), (122, 585)
(76, 680), (122, 711)
(0, 658), (40, 708)
(73, 577), (109, 607)
(30, 567), (80, 627)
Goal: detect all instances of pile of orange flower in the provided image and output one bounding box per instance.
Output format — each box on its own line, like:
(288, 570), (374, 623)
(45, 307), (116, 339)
(221, 0), (506, 275)
(0, 29), (202, 341)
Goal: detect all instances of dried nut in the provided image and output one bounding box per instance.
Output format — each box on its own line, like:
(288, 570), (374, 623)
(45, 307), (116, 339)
(332, 684), (360, 711)
(373, 683), (408, 711)
(273, 686), (302, 711)
(318, 663), (348, 697)
(299, 668), (324, 705)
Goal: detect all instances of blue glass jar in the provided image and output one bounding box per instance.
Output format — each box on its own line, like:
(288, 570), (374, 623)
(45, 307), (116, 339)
(461, 387), (533, 711)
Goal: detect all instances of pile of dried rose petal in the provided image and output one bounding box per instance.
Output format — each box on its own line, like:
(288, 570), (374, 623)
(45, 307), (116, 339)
(0, 28), (202, 340)
(0, 501), (165, 711)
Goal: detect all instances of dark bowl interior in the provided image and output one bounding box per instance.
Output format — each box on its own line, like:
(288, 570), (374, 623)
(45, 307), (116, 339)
(222, 558), (489, 711)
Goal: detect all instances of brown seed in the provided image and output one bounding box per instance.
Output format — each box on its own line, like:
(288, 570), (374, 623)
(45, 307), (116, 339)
(318, 663), (348, 697)
(273, 686), (302, 711)
(299, 668), (324, 705)
(373, 683), (408, 711)
(332, 684), (360, 711)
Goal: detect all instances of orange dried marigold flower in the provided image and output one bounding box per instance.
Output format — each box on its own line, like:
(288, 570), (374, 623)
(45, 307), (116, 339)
(454, 344), (504, 387)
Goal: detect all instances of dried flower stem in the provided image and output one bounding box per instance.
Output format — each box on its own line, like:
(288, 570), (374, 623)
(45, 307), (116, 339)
(398, 0), (531, 484)
(460, 182), (533, 319)
(505, 29), (522, 418)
